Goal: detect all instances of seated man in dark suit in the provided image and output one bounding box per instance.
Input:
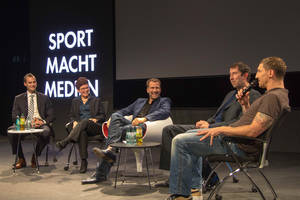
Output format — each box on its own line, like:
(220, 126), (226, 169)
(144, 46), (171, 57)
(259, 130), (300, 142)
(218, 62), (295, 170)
(8, 73), (55, 169)
(157, 62), (261, 189)
(81, 78), (171, 184)
(56, 77), (106, 173)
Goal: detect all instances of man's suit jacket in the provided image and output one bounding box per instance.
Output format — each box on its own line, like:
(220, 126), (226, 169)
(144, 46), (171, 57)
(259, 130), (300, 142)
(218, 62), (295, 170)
(116, 97), (171, 121)
(11, 92), (55, 124)
(207, 89), (261, 128)
(69, 96), (106, 125)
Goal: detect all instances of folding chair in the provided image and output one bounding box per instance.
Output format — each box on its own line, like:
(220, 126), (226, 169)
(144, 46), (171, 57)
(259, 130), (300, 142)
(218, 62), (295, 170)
(206, 108), (290, 200)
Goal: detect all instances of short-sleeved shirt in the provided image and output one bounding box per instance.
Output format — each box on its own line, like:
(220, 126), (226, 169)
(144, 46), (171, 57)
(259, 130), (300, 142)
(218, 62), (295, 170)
(230, 88), (289, 155)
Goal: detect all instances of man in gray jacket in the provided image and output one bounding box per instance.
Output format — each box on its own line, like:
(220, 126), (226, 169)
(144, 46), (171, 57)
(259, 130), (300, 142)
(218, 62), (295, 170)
(157, 62), (261, 188)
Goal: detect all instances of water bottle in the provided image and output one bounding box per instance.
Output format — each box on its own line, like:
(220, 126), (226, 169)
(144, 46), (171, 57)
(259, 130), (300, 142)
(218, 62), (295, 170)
(25, 118), (31, 130)
(136, 126), (143, 145)
(15, 115), (20, 131)
(20, 113), (25, 131)
(131, 126), (137, 145)
(126, 127), (132, 145)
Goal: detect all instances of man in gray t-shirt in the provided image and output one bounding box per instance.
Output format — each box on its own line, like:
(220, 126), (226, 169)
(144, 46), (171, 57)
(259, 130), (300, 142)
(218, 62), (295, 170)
(166, 57), (290, 200)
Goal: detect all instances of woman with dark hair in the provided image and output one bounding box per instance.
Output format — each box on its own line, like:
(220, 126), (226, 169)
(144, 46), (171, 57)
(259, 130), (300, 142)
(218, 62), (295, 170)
(56, 77), (105, 173)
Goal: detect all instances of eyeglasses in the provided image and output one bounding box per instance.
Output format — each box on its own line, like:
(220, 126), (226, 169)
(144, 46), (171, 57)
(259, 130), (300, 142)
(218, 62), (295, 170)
(80, 87), (89, 91)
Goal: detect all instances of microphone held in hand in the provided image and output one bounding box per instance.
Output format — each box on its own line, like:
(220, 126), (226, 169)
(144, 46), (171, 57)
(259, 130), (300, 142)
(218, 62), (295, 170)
(236, 79), (258, 101)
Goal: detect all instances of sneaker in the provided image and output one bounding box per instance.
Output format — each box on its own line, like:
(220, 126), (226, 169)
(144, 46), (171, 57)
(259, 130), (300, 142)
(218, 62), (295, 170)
(191, 188), (203, 200)
(93, 147), (116, 163)
(166, 194), (192, 200)
(56, 140), (68, 151)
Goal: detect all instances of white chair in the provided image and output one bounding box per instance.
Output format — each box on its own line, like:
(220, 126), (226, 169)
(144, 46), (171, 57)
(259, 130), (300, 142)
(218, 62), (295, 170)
(102, 115), (173, 172)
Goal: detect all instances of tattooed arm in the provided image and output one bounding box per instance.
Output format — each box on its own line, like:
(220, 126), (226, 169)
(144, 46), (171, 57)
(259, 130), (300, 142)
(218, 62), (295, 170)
(198, 112), (274, 145)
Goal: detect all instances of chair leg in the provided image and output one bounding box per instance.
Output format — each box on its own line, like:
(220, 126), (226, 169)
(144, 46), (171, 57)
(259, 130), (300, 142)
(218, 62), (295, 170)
(133, 149), (144, 173)
(208, 168), (240, 200)
(73, 144), (78, 165)
(257, 169), (278, 199)
(203, 162), (222, 193)
(64, 144), (74, 171)
(52, 138), (57, 162)
(45, 145), (49, 166)
(224, 162), (239, 183)
(241, 168), (266, 200)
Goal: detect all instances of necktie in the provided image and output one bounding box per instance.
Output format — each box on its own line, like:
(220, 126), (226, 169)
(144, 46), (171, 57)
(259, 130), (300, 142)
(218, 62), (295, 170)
(27, 94), (34, 120)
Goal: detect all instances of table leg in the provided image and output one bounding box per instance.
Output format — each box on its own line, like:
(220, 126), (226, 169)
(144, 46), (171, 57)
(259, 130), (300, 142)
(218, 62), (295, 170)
(32, 135), (40, 173)
(144, 148), (151, 189)
(122, 149), (128, 183)
(114, 148), (122, 188)
(13, 134), (22, 174)
(148, 148), (157, 183)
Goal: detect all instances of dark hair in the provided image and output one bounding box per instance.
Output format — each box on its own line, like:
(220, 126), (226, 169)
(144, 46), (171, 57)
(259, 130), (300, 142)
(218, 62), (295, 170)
(75, 77), (89, 90)
(24, 73), (36, 83)
(230, 62), (251, 81)
(146, 78), (161, 87)
(260, 57), (287, 79)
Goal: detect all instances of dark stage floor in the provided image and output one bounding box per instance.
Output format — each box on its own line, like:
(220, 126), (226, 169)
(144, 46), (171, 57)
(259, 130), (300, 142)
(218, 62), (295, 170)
(0, 136), (299, 200)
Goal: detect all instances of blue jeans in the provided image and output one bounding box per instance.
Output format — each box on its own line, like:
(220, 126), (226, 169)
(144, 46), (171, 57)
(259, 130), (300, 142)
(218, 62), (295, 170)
(169, 131), (246, 196)
(105, 113), (132, 148)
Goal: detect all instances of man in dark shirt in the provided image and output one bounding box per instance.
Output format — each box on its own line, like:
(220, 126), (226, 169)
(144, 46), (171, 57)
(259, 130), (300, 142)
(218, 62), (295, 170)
(81, 78), (171, 184)
(166, 57), (290, 200)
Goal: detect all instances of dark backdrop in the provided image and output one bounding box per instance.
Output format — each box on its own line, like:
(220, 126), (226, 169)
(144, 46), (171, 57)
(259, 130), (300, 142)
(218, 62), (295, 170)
(1, 1), (300, 153)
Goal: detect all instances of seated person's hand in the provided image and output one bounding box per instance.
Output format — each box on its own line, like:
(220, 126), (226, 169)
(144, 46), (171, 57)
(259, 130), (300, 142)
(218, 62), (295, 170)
(236, 88), (250, 109)
(73, 121), (78, 129)
(33, 118), (44, 128)
(132, 117), (147, 126)
(89, 118), (97, 123)
(195, 120), (209, 128)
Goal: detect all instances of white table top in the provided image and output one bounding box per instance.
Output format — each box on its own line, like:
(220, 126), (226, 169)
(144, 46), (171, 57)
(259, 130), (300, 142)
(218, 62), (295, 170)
(7, 129), (44, 134)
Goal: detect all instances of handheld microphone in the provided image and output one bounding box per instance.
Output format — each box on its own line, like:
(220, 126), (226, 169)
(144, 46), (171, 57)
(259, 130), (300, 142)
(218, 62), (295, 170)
(236, 79), (258, 101)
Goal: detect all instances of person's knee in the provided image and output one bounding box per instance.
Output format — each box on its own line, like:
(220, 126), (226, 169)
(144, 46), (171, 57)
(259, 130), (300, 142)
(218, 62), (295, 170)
(79, 118), (89, 126)
(172, 134), (182, 147)
(111, 112), (122, 120)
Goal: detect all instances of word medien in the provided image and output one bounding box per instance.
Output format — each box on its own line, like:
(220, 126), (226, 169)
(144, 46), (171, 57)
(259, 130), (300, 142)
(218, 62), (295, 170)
(46, 54), (97, 74)
(49, 29), (93, 50)
(44, 80), (99, 98)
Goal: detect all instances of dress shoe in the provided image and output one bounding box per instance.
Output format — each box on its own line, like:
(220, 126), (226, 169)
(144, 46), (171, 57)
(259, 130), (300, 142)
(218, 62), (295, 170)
(15, 158), (26, 169)
(166, 194), (192, 200)
(56, 140), (68, 151)
(31, 154), (37, 168)
(80, 159), (88, 173)
(81, 174), (106, 185)
(93, 147), (116, 163)
(155, 179), (169, 187)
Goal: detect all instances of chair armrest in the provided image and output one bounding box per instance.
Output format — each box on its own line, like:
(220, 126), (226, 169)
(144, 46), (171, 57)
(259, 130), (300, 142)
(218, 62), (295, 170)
(65, 120), (74, 128)
(143, 117), (173, 142)
(222, 135), (264, 144)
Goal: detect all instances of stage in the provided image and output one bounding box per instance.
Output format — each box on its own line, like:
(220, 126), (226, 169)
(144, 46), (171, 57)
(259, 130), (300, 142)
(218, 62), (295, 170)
(0, 136), (299, 200)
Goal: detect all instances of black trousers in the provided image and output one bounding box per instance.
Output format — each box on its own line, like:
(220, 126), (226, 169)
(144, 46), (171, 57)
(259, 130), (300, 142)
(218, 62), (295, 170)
(159, 124), (196, 170)
(8, 124), (51, 158)
(66, 119), (103, 159)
